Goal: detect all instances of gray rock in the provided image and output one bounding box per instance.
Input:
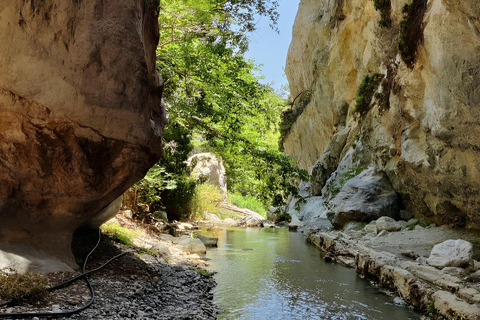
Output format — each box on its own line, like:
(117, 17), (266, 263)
(406, 219), (419, 227)
(235, 216), (263, 228)
(187, 153), (227, 195)
(376, 230), (388, 237)
(177, 238), (207, 255)
(376, 216), (402, 232)
(326, 167), (400, 228)
(426, 239), (473, 269)
(344, 221), (366, 231)
(363, 224), (377, 234)
(310, 127), (350, 196)
(399, 210), (414, 221)
(196, 235), (218, 247)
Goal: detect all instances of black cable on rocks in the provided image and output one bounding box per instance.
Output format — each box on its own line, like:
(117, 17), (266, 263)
(0, 229), (129, 318)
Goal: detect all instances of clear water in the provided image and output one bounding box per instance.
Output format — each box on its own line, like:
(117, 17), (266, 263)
(199, 227), (422, 320)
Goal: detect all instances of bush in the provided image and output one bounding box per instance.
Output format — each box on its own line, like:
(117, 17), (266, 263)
(0, 269), (48, 303)
(372, 0), (391, 28)
(100, 221), (139, 246)
(279, 90), (312, 150)
(228, 191), (267, 217)
(189, 183), (224, 220)
(397, 0), (428, 67)
(354, 73), (384, 115)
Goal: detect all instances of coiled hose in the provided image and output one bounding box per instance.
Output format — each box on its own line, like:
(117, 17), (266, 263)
(0, 229), (129, 318)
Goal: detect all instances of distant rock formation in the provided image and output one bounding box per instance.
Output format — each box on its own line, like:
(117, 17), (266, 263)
(0, 0), (166, 272)
(187, 153), (227, 195)
(284, 0), (480, 229)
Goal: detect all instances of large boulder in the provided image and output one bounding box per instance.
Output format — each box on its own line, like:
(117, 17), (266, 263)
(187, 153), (227, 194)
(427, 239), (473, 269)
(326, 167), (400, 228)
(0, 0), (165, 272)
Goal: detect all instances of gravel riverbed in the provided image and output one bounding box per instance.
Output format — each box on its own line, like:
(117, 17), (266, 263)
(0, 230), (218, 320)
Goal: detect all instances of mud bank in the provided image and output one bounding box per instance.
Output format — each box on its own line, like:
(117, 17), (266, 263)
(307, 227), (480, 319)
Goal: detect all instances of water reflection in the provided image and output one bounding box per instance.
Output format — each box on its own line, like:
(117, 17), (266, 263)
(199, 227), (422, 320)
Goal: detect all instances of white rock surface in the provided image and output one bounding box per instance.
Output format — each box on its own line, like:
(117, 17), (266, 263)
(187, 153), (227, 194)
(427, 239), (473, 269)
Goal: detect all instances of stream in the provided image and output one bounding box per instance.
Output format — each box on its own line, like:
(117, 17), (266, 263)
(198, 226), (423, 320)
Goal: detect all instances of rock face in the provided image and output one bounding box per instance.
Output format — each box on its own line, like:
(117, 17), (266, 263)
(325, 167), (400, 228)
(187, 153), (227, 195)
(284, 0), (480, 228)
(0, 0), (166, 271)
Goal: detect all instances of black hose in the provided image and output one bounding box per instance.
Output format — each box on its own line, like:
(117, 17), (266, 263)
(0, 229), (128, 318)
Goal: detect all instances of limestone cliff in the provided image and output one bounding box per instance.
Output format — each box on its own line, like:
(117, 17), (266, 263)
(284, 0), (480, 228)
(0, 0), (166, 271)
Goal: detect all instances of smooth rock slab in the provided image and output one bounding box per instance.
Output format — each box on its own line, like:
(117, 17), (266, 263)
(427, 239), (473, 269)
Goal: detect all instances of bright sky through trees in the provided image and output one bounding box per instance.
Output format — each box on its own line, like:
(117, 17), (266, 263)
(246, 0), (300, 94)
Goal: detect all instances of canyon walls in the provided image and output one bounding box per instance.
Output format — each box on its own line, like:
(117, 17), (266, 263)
(0, 0), (165, 271)
(284, 0), (480, 228)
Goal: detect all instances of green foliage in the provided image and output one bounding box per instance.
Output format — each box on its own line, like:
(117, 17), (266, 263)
(354, 73), (384, 115)
(0, 269), (48, 303)
(327, 167), (367, 196)
(228, 191), (267, 217)
(133, 0), (305, 221)
(196, 268), (215, 277)
(372, 0), (392, 28)
(189, 183), (224, 220)
(100, 221), (139, 246)
(397, 0), (428, 67)
(278, 90), (312, 150)
(427, 299), (435, 315)
(276, 211), (291, 223)
(136, 248), (160, 257)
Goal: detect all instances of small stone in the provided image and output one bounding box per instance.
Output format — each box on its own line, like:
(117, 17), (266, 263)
(363, 224), (377, 234)
(376, 230), (388, 237)
(414, 224), (424, 231)
(393, 297), (405, 306)
(401, 250), (419, 260)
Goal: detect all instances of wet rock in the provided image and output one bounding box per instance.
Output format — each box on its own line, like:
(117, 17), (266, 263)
(196, 235), (218, 247)
(427, 239), (473, 269)
(177, 238), (207, 256)
(326, 167), (400, 228)
(289, 214), (303, 231)
(376, 216), (402, 232)
(262, 220), (276, 228)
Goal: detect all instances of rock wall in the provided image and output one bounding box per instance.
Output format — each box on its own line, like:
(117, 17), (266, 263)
(284, 0), (480, 228)
(0, 0), (166, 271)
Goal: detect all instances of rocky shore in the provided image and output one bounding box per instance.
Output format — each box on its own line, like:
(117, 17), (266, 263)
(0, 218), (218, 320)
(307, 225), (480, 320)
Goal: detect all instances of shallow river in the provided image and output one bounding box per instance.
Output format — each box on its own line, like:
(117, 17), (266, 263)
(198, 226), (422, 320)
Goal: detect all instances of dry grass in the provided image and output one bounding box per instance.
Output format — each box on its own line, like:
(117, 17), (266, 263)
(0, 269), (48, 303)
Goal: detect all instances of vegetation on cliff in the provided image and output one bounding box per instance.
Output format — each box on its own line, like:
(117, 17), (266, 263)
(135, 0), (306, 220)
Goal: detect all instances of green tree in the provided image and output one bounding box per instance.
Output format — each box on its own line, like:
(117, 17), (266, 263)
(136, 0), (306, 219)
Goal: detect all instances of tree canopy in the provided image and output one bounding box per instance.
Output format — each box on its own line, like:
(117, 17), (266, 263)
(136, 0), (306, 219)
